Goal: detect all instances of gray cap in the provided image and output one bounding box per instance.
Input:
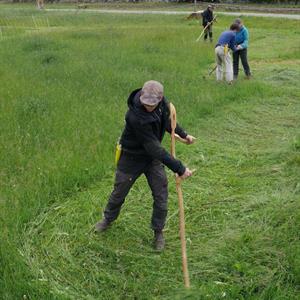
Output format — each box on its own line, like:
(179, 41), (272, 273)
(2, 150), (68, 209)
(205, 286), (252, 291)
(235, 18), (242, 25)
(140, 80), (164, 106)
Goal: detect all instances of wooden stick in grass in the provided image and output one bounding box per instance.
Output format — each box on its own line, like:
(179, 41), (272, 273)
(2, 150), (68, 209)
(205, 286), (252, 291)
(169, 103), (190, 288)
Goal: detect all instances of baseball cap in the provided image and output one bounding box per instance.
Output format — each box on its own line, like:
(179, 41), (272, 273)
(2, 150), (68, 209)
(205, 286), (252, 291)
(140, 80), (164, 106)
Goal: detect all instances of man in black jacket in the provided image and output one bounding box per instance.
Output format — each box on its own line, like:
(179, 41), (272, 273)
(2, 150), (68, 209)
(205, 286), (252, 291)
(95, 80), (195, 251)
(201, 4), (214, 42)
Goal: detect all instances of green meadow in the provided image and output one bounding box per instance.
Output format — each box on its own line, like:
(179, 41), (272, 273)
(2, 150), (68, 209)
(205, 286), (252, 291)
(0, 6), (299, 300)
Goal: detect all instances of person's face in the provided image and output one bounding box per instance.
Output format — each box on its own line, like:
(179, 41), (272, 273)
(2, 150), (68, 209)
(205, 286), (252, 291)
(143, 104), (158, 112)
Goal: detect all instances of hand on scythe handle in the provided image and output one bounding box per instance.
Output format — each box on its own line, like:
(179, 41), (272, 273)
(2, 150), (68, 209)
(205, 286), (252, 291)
(175, 133), (197, 145)
(169, 102), (191, 288)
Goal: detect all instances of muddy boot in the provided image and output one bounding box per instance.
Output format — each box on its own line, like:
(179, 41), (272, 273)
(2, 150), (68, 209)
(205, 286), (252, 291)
(154, 231), (165, 251)
(95, 218), (111, 233)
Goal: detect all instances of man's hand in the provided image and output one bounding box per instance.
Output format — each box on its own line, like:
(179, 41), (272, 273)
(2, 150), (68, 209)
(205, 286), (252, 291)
(236, 45), (242, 50)
(185, 135), (196, 145)
(180, 168), (193, 180)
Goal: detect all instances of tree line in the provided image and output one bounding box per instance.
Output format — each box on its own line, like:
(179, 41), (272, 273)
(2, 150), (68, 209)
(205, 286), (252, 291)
(6, 0), (300, 4)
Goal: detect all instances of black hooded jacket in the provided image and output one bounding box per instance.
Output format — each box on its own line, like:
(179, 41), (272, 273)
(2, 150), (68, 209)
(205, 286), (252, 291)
(119, 89), (187, 176)
(202, 8), (214, 27)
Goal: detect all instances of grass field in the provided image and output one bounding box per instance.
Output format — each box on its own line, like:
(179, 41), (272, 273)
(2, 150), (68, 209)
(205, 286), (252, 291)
(0, 6), (300, 300)
(1, 2), (300, 12)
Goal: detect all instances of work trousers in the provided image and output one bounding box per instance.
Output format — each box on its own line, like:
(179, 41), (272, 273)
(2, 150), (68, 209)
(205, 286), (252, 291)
(215, 46), (233, 83)
(203, 25), (213, 41)
(233, 48), (251, 78)
(104, 159), (168, 232)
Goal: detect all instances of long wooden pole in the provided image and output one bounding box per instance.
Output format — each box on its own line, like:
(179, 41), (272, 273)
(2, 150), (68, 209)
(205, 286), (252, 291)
(169, 103), (190, 288)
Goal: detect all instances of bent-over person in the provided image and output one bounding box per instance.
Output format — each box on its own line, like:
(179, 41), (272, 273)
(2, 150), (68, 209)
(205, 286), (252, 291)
(215, 23), (239, 84)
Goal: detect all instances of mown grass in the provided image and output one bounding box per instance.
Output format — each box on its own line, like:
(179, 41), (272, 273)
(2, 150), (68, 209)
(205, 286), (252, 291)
(0, 7), (299, 300)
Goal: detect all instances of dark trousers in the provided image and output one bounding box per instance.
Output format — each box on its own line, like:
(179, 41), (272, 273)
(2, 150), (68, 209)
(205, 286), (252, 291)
(104, 159), (168, 232)
(233, 48), (251, 78)
(203, 25), (213, 41)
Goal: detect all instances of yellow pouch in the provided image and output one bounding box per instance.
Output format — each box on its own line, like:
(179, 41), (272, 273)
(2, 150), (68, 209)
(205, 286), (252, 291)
(115, 142), (122, 166)
(224, 44), (228, 55)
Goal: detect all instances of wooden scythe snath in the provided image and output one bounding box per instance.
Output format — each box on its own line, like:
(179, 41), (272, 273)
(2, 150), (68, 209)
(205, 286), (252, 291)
(169, 103), (190, 288)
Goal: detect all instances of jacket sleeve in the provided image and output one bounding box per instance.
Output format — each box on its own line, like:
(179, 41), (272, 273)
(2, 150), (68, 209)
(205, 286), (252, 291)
(240, 28), (249, 49)
(165, 120), (188, 139)
(229, 34), (237, 52)
(202, 10), (208, 23)
(133, 121), (186, 175)
(164, 100), (188, 139)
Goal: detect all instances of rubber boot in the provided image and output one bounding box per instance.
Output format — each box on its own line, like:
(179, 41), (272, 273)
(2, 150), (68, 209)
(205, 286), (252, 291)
(154, 231), (165, 251)
(95, 218), (111, 233)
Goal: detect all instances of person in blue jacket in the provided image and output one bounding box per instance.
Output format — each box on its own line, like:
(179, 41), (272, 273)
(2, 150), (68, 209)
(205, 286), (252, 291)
(233, 18), (251, 79)
(215, 23), (239, 83)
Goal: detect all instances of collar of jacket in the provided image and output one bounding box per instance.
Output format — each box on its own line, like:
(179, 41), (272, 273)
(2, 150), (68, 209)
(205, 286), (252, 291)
(240, 26), (246, 33)
(127, 88), (169, 125)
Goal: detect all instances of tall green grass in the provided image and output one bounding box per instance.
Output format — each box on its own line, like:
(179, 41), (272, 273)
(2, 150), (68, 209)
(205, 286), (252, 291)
(0, 8), (299, 299)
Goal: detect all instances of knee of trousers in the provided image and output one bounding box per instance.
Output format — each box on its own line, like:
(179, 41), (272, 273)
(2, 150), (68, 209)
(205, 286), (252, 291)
(109, 188), (128, 202)
(153, 196), (168, 211)
(151, 179), (168, 199)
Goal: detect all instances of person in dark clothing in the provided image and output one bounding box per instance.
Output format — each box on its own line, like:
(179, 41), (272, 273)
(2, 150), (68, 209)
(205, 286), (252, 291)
(95, 81), (195, 251)
(233, 18), (251, 79)
(201, 4), (214, 42)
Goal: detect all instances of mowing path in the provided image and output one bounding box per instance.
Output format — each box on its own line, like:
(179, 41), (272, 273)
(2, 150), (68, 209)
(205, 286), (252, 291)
(22, 82), (300, 299)
(45, 8), (300, 20)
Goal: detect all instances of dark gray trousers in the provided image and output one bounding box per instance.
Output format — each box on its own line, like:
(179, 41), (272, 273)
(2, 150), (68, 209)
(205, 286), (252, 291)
(204, 25), (213, 41)
(233, 48), (251, 77)
(104, 160), (168, 231)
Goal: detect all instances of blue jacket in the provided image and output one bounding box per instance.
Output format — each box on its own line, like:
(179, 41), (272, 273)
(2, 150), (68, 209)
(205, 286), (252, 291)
(235, 26), (249, 49)
(216, 31), (237, 51)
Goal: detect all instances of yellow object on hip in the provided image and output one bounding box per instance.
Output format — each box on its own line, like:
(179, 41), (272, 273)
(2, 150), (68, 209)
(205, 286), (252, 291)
(224, 44), (229, 55)
(115, 142), (122, 166)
